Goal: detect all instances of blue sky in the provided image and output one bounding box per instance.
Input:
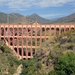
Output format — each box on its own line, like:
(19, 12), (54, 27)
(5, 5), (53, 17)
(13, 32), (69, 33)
(0, 0), (75, 19)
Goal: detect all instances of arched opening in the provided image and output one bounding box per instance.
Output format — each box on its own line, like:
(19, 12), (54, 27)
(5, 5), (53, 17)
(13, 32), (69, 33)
(37, 38), (40, 46)
(10, 42), (13, 46)
(14, 28), (17, 36)
(56, 28), (59, 35)
(10, 28), (13, 36)
(51, 28), (54, 30)
(1, 28), (4, 36)
(28, 28), (30, 32)
(23, 58), (26, 60)
(66, 28), (69, 31)
(23, 48), (26, 56)
(28, 49), (31, 56)
(46, 28), (50, 36)
(19, 48), (22, 56)
(10, 38), (13, 41)
(32, 48), (35, 55)
(19, 28), (22, 36)
(28, 38), (31, 46)
(14, 39), (17, 46)
(51, 28), (54, 36)
(42, 28), (45, 31)
(42, 38), (44, 42)
(46, 28), (50, 31)
(28, 58), (30, 60)
(14, 48), (17, 52)
(1, 38), (4, 40)
(71, 27), (74, 30)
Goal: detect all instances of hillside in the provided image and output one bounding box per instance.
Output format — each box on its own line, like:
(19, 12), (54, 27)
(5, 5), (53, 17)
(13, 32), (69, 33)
(53, 13), (75, 23)
(21, 30), (75, 75)
(0, 12), (75, 24)
(0, 28), (75, 75)
(0, 40), (20, 75)
(0, 12), (34, 24)
(29, 13), (52, 24)
(0, 12), (52, 24)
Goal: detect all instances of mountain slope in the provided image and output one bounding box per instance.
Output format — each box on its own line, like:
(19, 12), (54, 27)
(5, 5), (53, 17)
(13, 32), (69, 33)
(0, 40), (20, 75)
(54, 13), (75, 23)
(21, 30), (75, 75)
(29, 13), (52, 24)
(0, 12), (34, 24)
(0, 12), (52, 24)
(0, 12), (75, 24)
(0, 12), (7, 23)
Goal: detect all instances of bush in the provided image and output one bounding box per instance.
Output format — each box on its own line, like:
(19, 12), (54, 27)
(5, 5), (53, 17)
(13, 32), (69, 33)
(49, 52), (75, 75)
(0, 46), (5, 52)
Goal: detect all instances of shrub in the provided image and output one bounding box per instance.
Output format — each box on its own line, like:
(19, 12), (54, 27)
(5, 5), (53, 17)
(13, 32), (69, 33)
(49, 52), (75, 75)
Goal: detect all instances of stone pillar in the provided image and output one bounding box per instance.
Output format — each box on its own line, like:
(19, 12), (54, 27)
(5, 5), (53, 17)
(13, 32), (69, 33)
(40, 25), (42, 44)
(54, 25), (56, 36)
(13, 25), (14, 50)
(22, 25), (24, 58)
(59, 25), (61, 35)
(4, 24), (5, 40)
(64, 25), (66, 33)
(17, 25), (19, 55)
(45, 25), (46, 41)
(8, 24), (10, 45)
(69, 25), (71, 31)
(35, 22), (37, 55)
(26, 25), (28, 59)
(50, 25), (51, 36)
(31, 25), (33, 57)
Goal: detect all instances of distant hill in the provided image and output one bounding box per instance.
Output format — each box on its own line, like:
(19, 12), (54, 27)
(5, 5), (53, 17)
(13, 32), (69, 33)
(0, 12), (52, 24)
(29, 13), (52, 24)
(53, 13), (75, 23)
(9, 13), (33, 24)
(0, 12), (75, 24)
(0, 12), (7, 23)
(0, 12), (34, 24)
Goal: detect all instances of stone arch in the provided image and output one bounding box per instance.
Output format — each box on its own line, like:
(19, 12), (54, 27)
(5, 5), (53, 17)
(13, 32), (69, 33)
(56, 27), (59, 35)
(42, 28), (45, 31)
(14, 48), (17, 53)
(19, 48), (22, 56)
(51, 27), (54, 36)
(51, 27), (54, 30)
(1, 28), (4, 36)
(66, 27), (69, 31)
(71, 27), (74, 30)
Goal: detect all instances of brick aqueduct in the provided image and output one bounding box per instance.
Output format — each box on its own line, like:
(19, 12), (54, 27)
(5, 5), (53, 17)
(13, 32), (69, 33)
(0, 22), (75, 59)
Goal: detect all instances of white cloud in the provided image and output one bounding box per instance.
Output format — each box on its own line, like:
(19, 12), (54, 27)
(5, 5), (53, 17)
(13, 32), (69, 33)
(0, 0), (75, 10)
(40, 13), (68, 18)
(40, 14), (60, 17)
(38, 0), (75, 7)
(40, 13), (62, 19)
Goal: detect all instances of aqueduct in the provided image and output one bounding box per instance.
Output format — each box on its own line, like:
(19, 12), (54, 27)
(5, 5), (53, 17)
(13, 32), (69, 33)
(0, 22), (75, 59)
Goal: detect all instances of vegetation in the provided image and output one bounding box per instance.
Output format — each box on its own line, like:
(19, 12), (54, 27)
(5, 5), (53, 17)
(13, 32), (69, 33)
(0, 40), (20, 75)
(0, 30), (75, 75)
(49, 52), (75, 75)
(20, 30), (75, 75)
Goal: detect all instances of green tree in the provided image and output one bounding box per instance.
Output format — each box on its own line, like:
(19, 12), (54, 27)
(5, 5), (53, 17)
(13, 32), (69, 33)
(49, 52), (75, 75)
